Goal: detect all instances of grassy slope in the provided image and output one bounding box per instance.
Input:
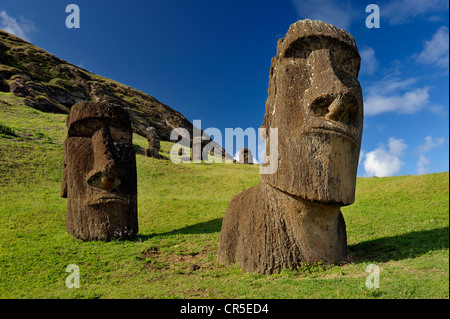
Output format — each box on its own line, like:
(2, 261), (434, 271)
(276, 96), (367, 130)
(1, 29), (195, 141)
(0, 92), (448, 299)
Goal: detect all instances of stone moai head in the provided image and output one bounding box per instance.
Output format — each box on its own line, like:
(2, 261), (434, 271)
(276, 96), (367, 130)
(238, 148), (253, 164)
(261, 20), (363, 206)
(192, 136), (203, 162)
(146, 126), (160, 148)
(61, 101), (138, 241)
(145, 126), (161, 158)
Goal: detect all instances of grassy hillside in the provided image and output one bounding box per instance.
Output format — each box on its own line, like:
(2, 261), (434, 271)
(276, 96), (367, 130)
(1, 30), (234, 162)
(0, 92), (448, 299)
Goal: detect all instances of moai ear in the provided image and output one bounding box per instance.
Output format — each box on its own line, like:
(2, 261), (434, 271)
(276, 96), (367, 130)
(61, 143), (68, 198)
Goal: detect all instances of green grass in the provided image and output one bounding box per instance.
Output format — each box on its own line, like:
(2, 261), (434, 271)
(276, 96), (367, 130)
(0, 92), (448, 299)
(0, 122), (17, 137)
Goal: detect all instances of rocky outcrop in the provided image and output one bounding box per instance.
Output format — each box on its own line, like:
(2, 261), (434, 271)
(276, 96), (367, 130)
(0, 30), (231, 159)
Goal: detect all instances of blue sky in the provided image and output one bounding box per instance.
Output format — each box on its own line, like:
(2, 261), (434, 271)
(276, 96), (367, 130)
(1, 0), (448, 176)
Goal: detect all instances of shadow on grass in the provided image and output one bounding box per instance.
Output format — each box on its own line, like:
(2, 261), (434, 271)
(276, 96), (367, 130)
(348, 226), (449, 263)
(136, 220), (448, 264)
(137, 218), (223, 240)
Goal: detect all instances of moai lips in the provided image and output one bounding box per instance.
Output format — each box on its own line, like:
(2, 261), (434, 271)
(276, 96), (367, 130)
(61, 101), (138, 241)
(218, 20), (363, 274)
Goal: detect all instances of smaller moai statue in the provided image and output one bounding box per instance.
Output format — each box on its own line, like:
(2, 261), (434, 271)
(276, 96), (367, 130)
(238, 148), (253, 164)
(192, 136), (203, 163)
(145, 126), (161, 158)
(61, 101), (138, 241)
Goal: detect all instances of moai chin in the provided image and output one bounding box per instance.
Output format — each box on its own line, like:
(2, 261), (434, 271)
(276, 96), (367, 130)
(61, 101), (138, 241)
(217, 20), (363, 274)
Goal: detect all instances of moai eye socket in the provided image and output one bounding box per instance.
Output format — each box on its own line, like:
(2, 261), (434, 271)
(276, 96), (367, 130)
(68, 119), (103, 138)
(330, 44), (360, 79)
(283, 36), (313, 59)
(110, 126), (132, 142)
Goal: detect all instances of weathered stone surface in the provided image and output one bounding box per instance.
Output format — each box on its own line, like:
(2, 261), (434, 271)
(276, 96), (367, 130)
(218, 182), (347, 274)
(61, 101), (138, 241)
(261, 20), (363, 205)
(237, 148), (253, 164)
(218, 19), (363, 274)
(145, 126), (161, 158)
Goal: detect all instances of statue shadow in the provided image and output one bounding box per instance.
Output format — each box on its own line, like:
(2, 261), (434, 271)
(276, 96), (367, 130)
(136, 220), (448, 265)
(347, 226), (449, 263)
(136, 218), (223, 240)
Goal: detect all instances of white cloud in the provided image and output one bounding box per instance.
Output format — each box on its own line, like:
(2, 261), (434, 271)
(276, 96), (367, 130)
(363, 137), (407, 177)
(383, 0), (449, 25)
(417, 154), (430, 175)
(416, 26), (449, 69)
(0, 10), (36, 41)
(416, 135), (445, 154)
(415, 136), (445, 174)
(379, 77), (419, 93)
(365, 85), (431, 116)
(363, 75), (443, 116)
(358, 150), (365, 165)
(360, 47), (379, 75)
(290, 0), (357, 30)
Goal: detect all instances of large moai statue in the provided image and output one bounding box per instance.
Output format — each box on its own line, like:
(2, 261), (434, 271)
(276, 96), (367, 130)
(145, 126), (161, 158)
(217, 20), (363, 274)
(61, 101), (138, 241)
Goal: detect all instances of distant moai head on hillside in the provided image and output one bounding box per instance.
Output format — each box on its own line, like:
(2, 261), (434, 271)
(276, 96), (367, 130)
(238, 148), (253, 164)
(145, 126), (161, 158)
(260, 19), (364, 206)
(61, 101), (138, 241)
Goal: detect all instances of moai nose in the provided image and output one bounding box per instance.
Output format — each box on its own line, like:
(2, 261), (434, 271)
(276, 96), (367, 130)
(305, 49), (357, 124)
(86, 127), (124, 191)
(324, 93), (358, 123)
(88, 171), (121, 191)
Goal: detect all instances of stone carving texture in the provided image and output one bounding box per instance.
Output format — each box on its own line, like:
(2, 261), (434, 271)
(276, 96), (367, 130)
(61, 101), (138, 241)
(218, 20), (364, 274)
